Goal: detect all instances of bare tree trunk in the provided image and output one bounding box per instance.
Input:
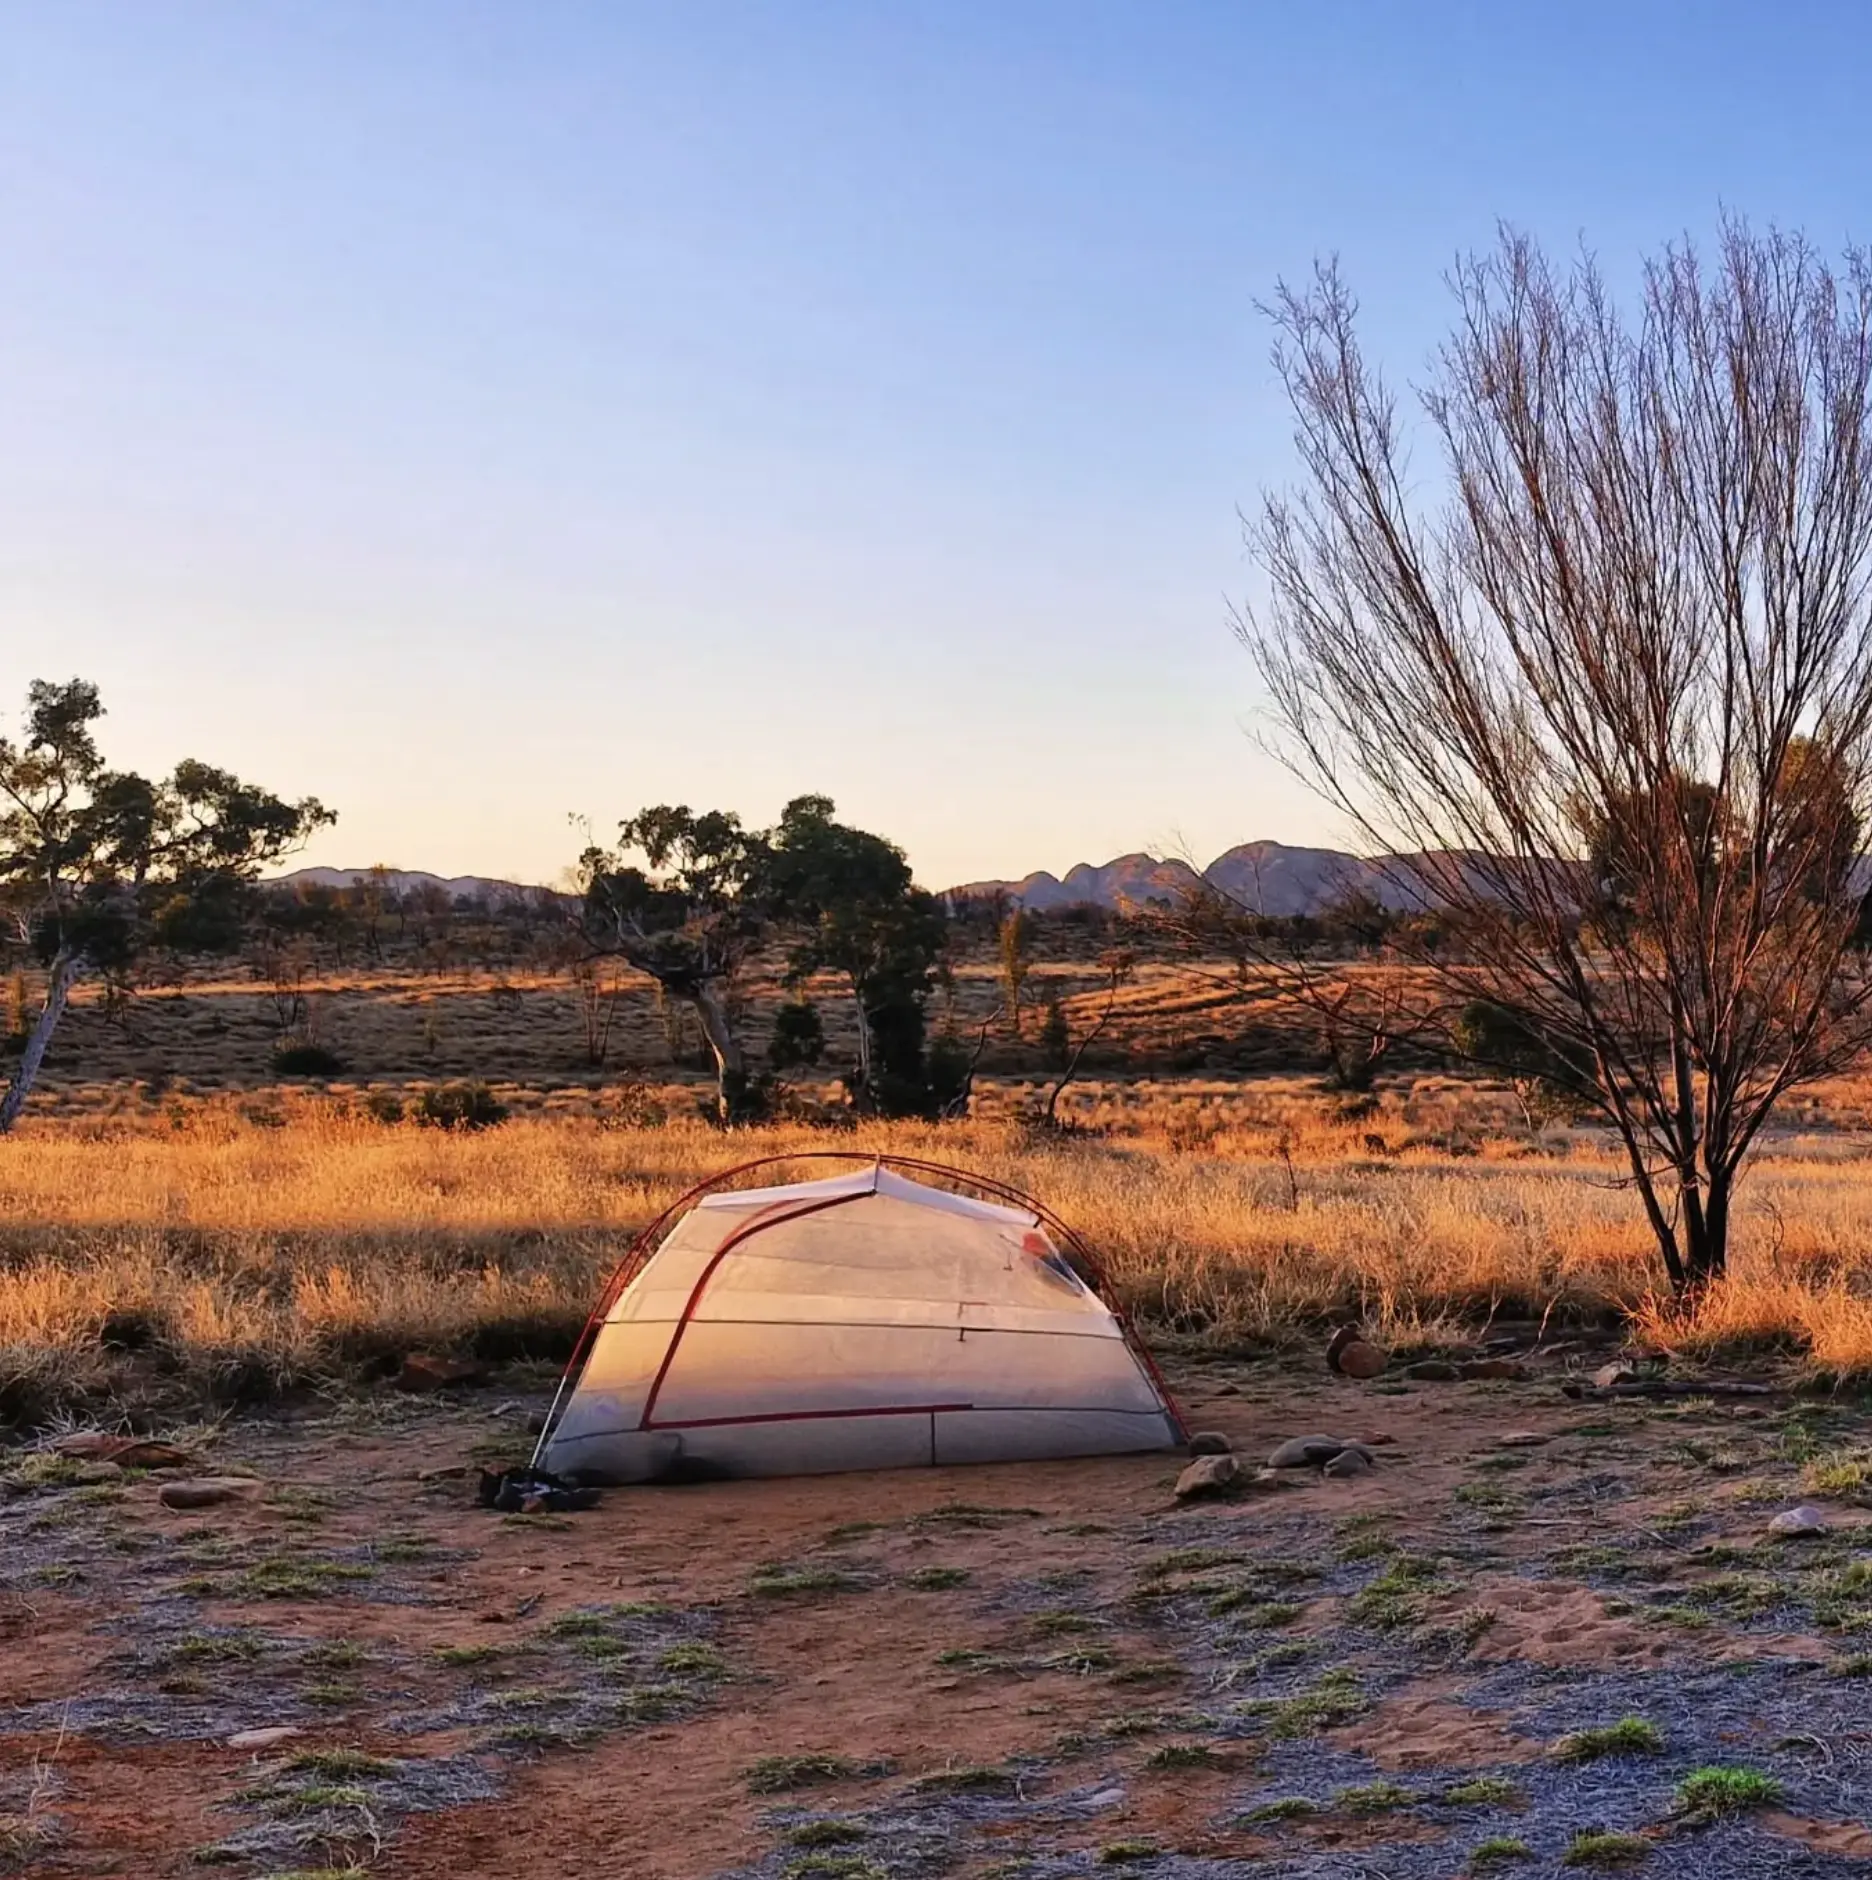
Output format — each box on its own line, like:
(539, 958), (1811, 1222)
(0, 951), (76, 1136)
(691, 980), (747, 1122)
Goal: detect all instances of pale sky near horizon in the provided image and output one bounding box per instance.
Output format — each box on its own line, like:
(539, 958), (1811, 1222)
(6, 3), (1871, 888)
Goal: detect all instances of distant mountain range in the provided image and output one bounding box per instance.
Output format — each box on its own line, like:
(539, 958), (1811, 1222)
(271, 843), (1401, 917)
(946, 841), (1399, 915)
(271, 866), (550, 903)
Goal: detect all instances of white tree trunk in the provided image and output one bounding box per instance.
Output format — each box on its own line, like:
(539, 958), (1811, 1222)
(0, 952), (76, 1136)
(691, 980), (745, 1120)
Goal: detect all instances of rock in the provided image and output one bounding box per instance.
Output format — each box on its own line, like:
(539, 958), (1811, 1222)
(1337, 1341), (1389, 1380)
(226, 1726), (303, 1750)
(1768, 1505), (1831, 1538)
(1214, 1382), (1243, 1396)
(1250, 1467), (1299, 1489)
(1173, 1454), (1242, 1499)
(1592, 1361), (1637, 1390)
(1323, 1448), (1374, 1478)
(1186, 1431), (1233, 1457)
(1324, 1324), (1361, 1373)
(1457, 1358), (1529, 1382)
(158, 1477), (258, 1511)
(1403, 1360), (1463, 1382)
(1499, 1431), (1549, 1448)
(1364, 1432), (1398, 1446)
(395, 1353), (489, 1393)
(52, 1434), (196, 1470)
(1267, 1435), (1348, 1469)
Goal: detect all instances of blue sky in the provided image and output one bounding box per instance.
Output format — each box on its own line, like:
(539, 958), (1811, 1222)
(5, 2), (1870, 888)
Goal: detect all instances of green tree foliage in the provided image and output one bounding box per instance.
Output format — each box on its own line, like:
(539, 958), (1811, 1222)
(0, 678), (333, 1132)
(766, 797), (951, 1118)
(577, 795), (956, 1123)
(997, 908), (1034, 1036)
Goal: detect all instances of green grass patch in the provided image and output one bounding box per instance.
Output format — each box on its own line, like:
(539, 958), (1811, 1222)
(1242, 1796), (1318, 1823)
(1333, 1780), (1416, 1814)
(746, 1753), (864, 1795)
(1471, 1839), (1534, 1869)
(1145, 1742), (1230, 1770)
(1562, 1829), (1650, 1867)
(1097, 1842), (1159, 1866)
(1552, 1718), (1664, 1762)
(903, 1566), (971, 1591)
(748, 1563), (862, 1598)
(911, 1765), (1020, 1795)
(783, 1821), (870, 1847)
(285, 1749), (396, 1780)
(1441, 1776), (1522, 1806)
(1674, 1765), (1784, 1817)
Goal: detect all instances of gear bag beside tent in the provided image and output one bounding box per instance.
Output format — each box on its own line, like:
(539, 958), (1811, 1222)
(537, 1160), (1186, 1483)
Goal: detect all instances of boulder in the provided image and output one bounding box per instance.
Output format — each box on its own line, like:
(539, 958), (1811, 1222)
(1768, 1505), (1830, 1539)
(1186, 1431), (1233, 1457)
(1337, 1341), (1390, 1380)
(1267, 1435), (1348, 1469)
(1173, 1454), (1242, 1500)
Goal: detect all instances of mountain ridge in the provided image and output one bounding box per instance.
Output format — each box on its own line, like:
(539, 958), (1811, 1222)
(270, 841), (1394, 917)
(945, 840), (1394, 915)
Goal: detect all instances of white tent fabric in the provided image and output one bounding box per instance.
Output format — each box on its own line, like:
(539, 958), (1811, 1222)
(542, 1164), (1183, 1483)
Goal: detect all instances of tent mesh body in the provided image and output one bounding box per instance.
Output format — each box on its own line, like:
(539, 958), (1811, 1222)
(539, 1162), (1185, 1484)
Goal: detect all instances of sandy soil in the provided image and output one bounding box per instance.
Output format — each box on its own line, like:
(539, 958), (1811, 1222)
(8, 1358), (1872, 1878)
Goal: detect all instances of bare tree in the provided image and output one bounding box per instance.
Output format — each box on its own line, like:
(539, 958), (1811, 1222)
(1037, 950), (1134, 1128)
(1244, 223), (1872, 1291)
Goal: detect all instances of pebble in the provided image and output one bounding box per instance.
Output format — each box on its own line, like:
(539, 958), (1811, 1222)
(1186, 1431), (1233, 1457)
(1173, 1454), (1241, 1499)
(1768, 1505), (1830, 1538)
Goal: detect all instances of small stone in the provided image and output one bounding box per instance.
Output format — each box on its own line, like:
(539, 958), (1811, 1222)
(1250, 1467), (1297, 1489)
(1403, 1360), (1463, 1382)
(225, 1726), (303, 1750)
(1322, 1448), (1374, 1478)
(1186, 1431), (1233, 1457)
(1499, 1431), (1549, 1448)
(1173, 1454), (1242, 1500)
(1592, 1361), (1637, 1390)
(1336, 1341), (1390, 1380)
(158, 1477), (258, 1511)
(1267, 1435), (1347, 1469)
(1364, 1432), (1398, 1446)
(1769, 1505), (1831, 1538)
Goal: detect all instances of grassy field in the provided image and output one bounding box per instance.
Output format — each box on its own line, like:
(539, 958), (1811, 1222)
(9, 1060), (1872, 1427)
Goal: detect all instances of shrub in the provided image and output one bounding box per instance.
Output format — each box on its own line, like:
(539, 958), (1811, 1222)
(362, 1090), (405, 1125)
(1552, 1718), (1663, 1762)
(272, 1040), (347, 1078)
(413, 1082), (509, 1131)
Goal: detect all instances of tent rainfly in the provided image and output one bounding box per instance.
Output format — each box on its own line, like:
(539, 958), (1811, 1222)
(535, 1157), (1186, 1483)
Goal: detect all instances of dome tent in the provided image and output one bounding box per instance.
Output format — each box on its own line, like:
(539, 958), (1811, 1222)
(535, 1154), (1186, 1484)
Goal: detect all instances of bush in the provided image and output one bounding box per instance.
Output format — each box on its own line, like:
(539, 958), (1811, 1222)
(362, 1090), (405, 1125)
(272, 1040), (347, 1078)
(768, 1000), (825, 1070)
(413, 1082), (509, 1131)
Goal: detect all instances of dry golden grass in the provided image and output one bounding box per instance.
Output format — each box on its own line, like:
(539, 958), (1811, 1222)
(10, 1068), (1872, 1423)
